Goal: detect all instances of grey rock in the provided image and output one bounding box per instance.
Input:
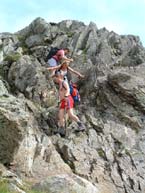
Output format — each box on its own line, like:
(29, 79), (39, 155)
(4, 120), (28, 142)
(32, 174), (98, 193)
(0, 80), (8, 96)
(0, 17), (145, 193)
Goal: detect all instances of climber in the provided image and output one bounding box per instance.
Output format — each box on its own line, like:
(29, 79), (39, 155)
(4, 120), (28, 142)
(47, 47), (73, 68)
(46, 48), (73, 78)
(47, 59), (85, 81)
(53, 70), (85, 137)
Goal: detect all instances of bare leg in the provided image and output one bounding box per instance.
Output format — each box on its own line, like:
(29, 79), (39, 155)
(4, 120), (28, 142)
(67, 108), (85, 132)
(58, 108), (66, 137)
(67, 108), (80, 122)
(58, 109), (65, 127)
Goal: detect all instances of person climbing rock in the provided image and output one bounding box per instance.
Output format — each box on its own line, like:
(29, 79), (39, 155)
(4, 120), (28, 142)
(47, 59), (84, 82)
(53, 70), (85, 137)
(47, 48), (73, 73)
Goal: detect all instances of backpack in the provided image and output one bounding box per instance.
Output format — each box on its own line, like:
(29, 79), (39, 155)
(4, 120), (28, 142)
(46, 47), (60, 61)
(69, 82), (81, 105)
(62, 81), (81, 105)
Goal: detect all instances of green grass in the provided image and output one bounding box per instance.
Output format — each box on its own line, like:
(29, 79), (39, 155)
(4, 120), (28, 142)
(0, 180), (46, 193)
(0, 44), (3, 51)
(3, 53), (21, 63)
(0, 181), (10, 193)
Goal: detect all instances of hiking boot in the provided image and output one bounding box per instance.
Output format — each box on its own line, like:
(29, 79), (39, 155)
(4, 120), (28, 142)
(75, 122), (85, 132)
(59, 127), (66, 137)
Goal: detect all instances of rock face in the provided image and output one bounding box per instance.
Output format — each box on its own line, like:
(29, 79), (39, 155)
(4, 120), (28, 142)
(32, 174), (98, 193)
(0, 80), (70, 178)
(0, 17), (145, 193)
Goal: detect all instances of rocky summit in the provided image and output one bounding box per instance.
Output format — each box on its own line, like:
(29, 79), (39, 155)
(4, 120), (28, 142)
(0, 17), (145, 193)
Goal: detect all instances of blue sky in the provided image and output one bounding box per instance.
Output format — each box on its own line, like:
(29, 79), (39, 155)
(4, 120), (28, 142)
(0, 0), (145, 46)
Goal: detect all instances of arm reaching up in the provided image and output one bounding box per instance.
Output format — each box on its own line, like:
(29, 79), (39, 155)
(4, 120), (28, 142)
(68, 66), (85, 79)
(46, 64), (61, 71)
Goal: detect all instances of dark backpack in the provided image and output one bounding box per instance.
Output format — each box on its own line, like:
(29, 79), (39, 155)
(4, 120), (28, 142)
(46, 47), (60, 61)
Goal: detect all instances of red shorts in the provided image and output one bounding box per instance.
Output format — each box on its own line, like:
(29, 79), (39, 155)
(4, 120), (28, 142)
(60, 95), (74, 109)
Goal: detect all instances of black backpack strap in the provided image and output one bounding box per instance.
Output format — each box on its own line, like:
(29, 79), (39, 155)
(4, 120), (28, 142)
(62, 80), (67, 90)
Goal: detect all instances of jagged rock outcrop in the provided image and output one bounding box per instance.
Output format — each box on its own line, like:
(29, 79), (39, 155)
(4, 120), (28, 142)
(0, 164), (25, 193)
(0, 17), (145, 193)
(32, 174), (98, 193)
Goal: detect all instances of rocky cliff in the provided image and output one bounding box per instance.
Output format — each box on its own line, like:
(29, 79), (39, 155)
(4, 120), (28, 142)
(0, 17), (145, 193)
